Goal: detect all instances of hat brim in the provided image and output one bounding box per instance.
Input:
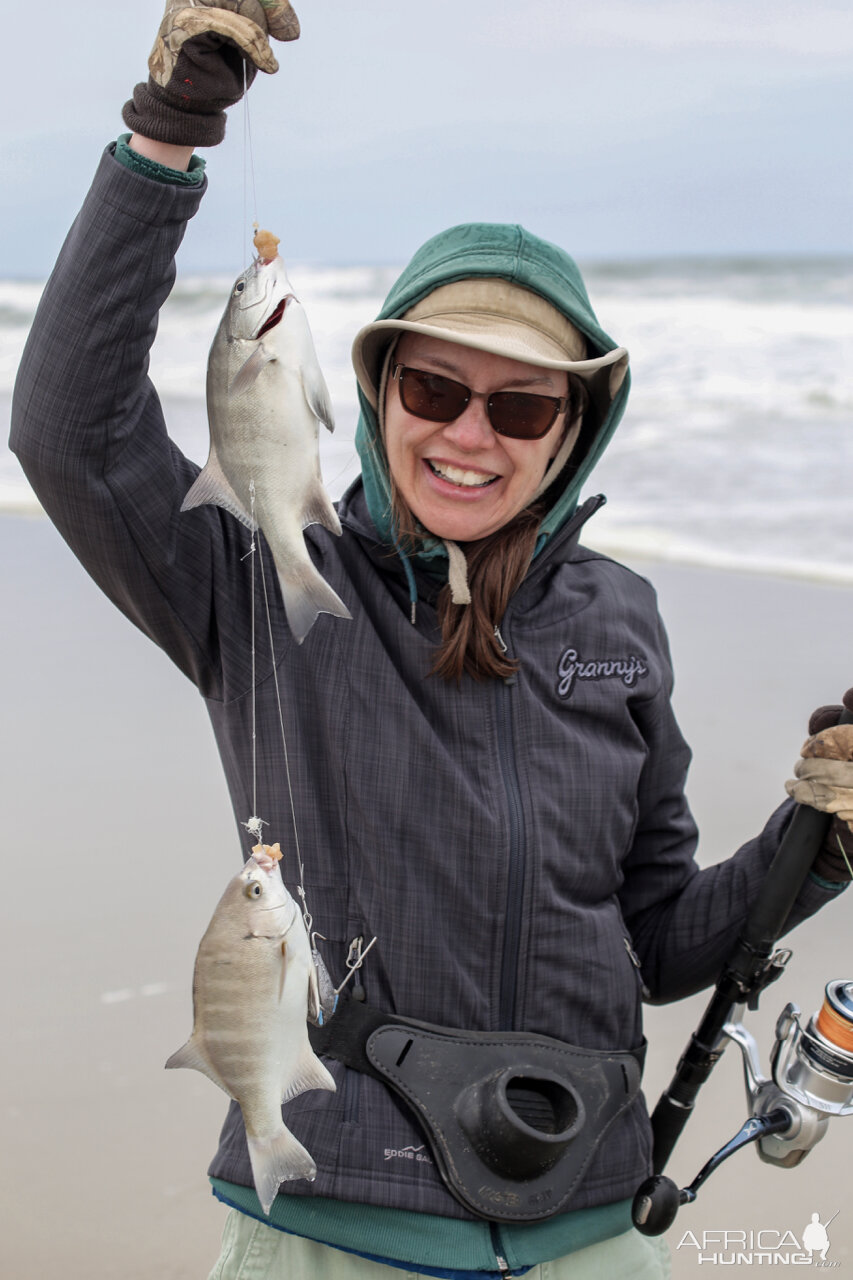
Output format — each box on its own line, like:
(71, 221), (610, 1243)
(352, 318), (629, 430)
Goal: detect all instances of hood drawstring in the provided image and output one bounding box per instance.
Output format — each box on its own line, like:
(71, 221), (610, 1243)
(443, 539), (472, 605)
(393, 536), (419, 625)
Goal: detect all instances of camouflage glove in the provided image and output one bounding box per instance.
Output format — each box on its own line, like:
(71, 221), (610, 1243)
(786, 689), (853, 883)
(122, 0), (300, 148)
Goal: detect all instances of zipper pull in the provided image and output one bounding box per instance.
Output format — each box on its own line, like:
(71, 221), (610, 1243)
(624, 936), (651, 1000)
(494, 625), (518, 685)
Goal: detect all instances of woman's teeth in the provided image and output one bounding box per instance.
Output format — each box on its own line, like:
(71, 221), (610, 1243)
(428, 460), (498, 488)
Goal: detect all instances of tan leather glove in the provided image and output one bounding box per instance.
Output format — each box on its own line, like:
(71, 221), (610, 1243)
(123, 0), (299, 148)
(787, 725), (853, 824)
(786, 692), (853, 882)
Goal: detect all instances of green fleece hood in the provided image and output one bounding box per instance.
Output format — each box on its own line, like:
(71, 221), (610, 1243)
(353, 222), (630, 566)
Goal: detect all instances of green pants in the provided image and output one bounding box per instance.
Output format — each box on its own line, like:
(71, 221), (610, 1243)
(208, 1209), (671, 1280)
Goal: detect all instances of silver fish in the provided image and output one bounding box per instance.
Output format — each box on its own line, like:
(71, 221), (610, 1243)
(182, 240), (351, 643)
(166, 848), (336, 1213)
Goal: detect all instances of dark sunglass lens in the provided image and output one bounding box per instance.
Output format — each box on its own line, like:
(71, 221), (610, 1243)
(400, 369), (469, 422)
(488, 392), (558, 440)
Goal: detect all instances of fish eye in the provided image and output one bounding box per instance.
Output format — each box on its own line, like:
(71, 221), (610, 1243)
(245, 880), (263, 899)
(234, 281), (246, 295)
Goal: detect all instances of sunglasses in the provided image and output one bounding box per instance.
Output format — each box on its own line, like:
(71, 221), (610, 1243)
(391, 364), (570, 441)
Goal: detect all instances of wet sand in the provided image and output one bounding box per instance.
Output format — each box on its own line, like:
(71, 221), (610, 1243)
(1, 512), (851, 1278)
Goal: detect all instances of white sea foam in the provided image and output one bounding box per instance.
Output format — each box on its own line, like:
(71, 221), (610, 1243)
(3, 256), (851, 585)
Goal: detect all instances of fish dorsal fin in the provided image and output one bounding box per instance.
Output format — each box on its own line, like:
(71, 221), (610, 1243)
(300, 363), (335, 434)
(301, 480), (342, 535)
(165, 1036), (236, 1099)
(281, 1042), (336, 1104)
(230, 344), (277, 397)
(181, 449), (256, 530)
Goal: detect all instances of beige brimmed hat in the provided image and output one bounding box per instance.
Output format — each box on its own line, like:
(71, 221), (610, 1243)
(352, 278), (629, 424)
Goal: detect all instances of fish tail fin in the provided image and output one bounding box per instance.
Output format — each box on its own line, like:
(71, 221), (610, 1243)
(301, 481), (342, 536)
(277, 562), (352, 644)
(247, 1124), (317, 1214)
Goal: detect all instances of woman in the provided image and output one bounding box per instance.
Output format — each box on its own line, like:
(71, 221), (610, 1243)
(11, 5), (853, 1278)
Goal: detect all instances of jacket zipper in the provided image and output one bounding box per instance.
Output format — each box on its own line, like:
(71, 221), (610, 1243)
(488, 500), (605, 1031)
(489, 1222), (510, 1273)
(493, 622), (525, 1031)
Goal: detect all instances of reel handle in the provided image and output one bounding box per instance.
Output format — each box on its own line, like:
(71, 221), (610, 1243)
(633, 1109), (792, 1236)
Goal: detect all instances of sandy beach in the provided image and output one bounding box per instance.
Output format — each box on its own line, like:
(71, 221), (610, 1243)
(1, 511), (851, 1279)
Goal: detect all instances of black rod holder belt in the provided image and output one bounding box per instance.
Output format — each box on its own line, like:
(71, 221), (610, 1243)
(649, 702), (853, 1177)
(310, 999), (645, 1222)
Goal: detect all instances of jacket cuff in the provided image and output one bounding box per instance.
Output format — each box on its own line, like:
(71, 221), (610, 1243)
(114, 132), (206, 187)
(808, 871), (850, 894)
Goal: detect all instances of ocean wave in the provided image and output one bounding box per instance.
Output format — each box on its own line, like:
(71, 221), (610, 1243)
(2, 255), (851, 583)
(584, 523), (853, 588)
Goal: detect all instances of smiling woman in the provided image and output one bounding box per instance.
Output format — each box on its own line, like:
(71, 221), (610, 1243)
(350, 272), (626, 679)
(9, 4), (853, 1280)
(381, 335), (583, 681)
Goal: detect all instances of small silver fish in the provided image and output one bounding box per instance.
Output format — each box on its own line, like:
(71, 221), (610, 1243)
(182, 234), (351, 643)
(166, 847), (335, 1213)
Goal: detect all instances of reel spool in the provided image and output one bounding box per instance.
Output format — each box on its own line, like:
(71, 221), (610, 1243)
(813, 980), (853, 1065)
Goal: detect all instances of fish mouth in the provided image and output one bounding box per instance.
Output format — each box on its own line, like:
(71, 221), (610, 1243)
(255, 294), (294, 340)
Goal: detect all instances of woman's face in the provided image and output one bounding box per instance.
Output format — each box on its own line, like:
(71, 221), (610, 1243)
(384, 334), (572, 542)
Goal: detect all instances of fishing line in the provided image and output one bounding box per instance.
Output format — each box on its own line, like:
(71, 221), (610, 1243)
(242, 62), (260, 260)
(237, 70), (333, 972)
(240, 488), (266, 848)
(248, 480), (258, 820)
(256, 538), (313, 934)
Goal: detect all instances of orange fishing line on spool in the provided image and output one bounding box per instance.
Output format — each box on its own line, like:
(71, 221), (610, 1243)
(816, 993), (853, 1052)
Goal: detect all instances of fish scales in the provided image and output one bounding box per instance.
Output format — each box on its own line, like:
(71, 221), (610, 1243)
(182, 232), (352, 644)
(167, 849), (335, 1212)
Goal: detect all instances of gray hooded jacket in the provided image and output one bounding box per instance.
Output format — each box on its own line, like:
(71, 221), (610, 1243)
(10, 147), (837, 1221)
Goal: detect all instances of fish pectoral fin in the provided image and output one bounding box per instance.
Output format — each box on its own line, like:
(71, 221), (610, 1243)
(306, 955), (321, 1025)
(165, 1037), (235, 1099)
(278, 940), (288, 1004)
(230, 344), (277, 397)
(181, 450), (256, 530)
(281, 1044), (336, 1104)
(246, 1125), (317, 1213)
(301, 481), (342, 536)
(300, 364), (336, 433)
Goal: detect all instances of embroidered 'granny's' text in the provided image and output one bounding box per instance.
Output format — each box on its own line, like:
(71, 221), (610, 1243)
(556, 647), (649, 700)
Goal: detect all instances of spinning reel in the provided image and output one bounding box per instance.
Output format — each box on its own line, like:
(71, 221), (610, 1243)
(630, 699), (853, 1237)
(633, 974), (853, 1236)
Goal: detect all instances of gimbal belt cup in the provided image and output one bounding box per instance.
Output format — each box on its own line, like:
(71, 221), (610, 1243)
(310, 1000), (645, 1222)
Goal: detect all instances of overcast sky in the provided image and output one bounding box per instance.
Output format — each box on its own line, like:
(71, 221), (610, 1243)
(2, 0), (851, 275)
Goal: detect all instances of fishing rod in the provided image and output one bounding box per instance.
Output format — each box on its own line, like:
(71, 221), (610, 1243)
(632, 697), (853, 1236)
